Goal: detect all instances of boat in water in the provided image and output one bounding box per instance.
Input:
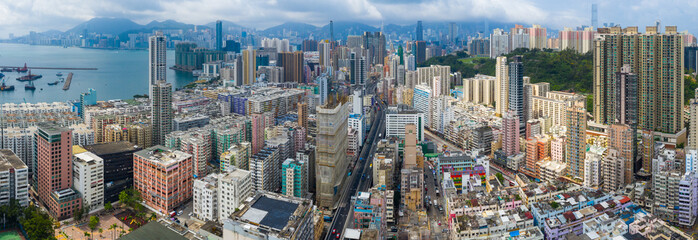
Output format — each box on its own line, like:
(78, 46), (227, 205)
(56, 72), (63, 77)
(48, 81), (60, 86)
(0, 73), (4, 78)
(0, 68), (11, 72)
(16, 63), (28, 73)
(0, 80), (14, 91)
(25, 81), (36, 90)
(16, 70), (42, 81)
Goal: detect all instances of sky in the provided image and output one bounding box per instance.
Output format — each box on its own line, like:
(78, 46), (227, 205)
(1, 0), (698, 37)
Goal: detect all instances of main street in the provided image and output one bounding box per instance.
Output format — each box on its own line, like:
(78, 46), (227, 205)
(326, 86), (386, 240)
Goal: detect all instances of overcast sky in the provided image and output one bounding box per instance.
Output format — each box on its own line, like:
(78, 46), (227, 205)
(1, 0), (697, 37)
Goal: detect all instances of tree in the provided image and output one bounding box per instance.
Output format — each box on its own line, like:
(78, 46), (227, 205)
(495, 173), (504, 183)
(73, 207), (85, 222)
(21, 205), (56, 240)
(119, 190), (130, 207)
(89, 216), (100, 239)
(150, 213), (157, 222)
(84, 232), (90, 239)
(104, 202), (113, 212)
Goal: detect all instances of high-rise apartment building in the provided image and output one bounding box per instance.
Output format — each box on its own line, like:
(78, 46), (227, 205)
(385, 105), (425, 141)
(608, 124), (635, 185)
(584, 145), (604, 189)
(249, 147), (280, 192)
(0, 149), (29, 207)
(315, 97), (349, 209)
(528, 25), (547, 49)
(151, 81), (173, 146)
(278, 51), (304, 83)
(134, 146), (193, 215)
(601, 149), (625, 193)
(417, 65), (450, 96)
(559, 27), (595, 54)
(690, 89), (698, 149)
(242, 47), (256, 85)
(594, 26), (684, 134)
(217, 168), (253, 220)
(614, 65), (638, 126)
(148, 32), (166, 96)
(35, 123), (82, 220)
(508, 56), (525, 128)
(502, 111), (520, 157)
(490, 28), (510, 58)
(193, 174), (218, 222)
(566, 101), (587, 180)
(220, 142), (251, 171)
(495, 56), (508, 115)
(282, 158), (308, 198)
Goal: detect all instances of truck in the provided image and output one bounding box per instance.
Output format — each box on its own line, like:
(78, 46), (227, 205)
(324, 216), (332, 222)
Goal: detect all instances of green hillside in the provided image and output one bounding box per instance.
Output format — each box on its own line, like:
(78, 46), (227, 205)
(420, 48), (594, 94)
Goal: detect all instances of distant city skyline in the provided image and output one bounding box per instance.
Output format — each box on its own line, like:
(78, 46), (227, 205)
(2, 0), (698, 37)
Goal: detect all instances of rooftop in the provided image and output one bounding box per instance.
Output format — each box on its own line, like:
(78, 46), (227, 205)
(0, 149), (27, 171)
(135, 146), (192, 166)
(83, 141), (141, 155)
(118, 221), (188, 240)
(37, 122), (69, 135)
(241, 195), (299, 230)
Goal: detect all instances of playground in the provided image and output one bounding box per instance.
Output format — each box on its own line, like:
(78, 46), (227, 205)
(57, 213), (129, 240)
(0, 231), (25, 240)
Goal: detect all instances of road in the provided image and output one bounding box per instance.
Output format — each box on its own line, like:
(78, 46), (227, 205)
(326, 85), (386, 240)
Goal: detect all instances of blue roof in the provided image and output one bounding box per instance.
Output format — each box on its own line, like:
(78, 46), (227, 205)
(510, 230), (520, 237)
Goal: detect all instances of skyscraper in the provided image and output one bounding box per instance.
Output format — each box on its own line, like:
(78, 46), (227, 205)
(591, 4), (598, 29)
(151, 81), (173, 146)
(415, 41), (426, 64)
(508, 56), (525, 129)
(362, 32), (386, 65)
(315, 95), (349, 209)
(297, 102), (308, 131)
(148, 32), (166, 96)
(216, 20), (223, 51)
(242, 47), (256, 85)
(35, 123), (82, 220)
(416, 21), (423, 41)
(449, 22), (458, 44)
(594, 26), (684, 134)
(495, 56), (508, 115)
(566, 101), (587, 180)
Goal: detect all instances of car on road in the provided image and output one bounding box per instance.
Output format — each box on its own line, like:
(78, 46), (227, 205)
(332, 229), (336, 234)
(336, 233), (340, 239)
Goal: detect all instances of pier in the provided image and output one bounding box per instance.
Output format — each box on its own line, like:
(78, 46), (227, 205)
(0, 66), (97, 71)
(63, 73), (73, 90)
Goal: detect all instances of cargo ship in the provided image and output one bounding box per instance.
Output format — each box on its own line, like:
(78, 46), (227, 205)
(16, 70), (42, 81)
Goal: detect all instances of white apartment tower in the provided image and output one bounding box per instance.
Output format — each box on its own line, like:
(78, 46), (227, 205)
(73, 150), (104, 212)
(149, 32), (166, 96)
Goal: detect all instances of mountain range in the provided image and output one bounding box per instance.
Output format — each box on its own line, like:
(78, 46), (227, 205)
(38, 17), (526, 40)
